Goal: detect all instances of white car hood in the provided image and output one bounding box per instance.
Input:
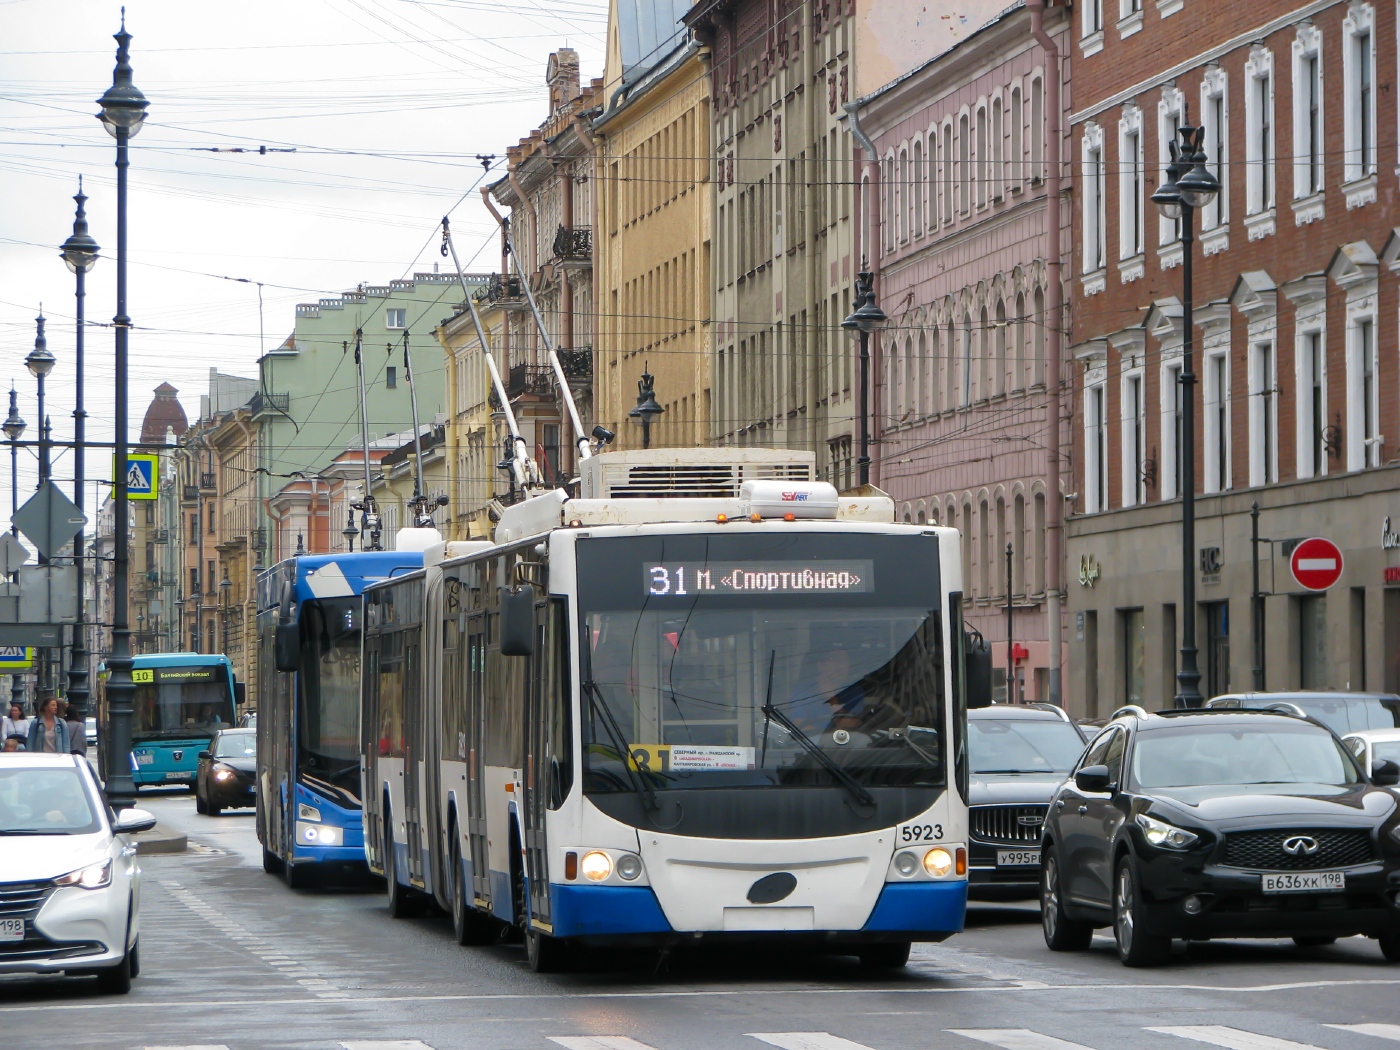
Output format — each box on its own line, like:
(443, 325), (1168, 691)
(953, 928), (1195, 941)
(0, 831), (112, 882)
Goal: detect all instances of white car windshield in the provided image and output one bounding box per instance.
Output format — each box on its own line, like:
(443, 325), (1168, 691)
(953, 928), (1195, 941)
(1133, 724), (1362, 789)
(0, 766), (102, 835)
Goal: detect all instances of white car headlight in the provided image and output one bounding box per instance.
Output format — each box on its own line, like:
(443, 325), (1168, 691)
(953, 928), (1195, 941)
(55, 859), (112, 890)
(213, 765), (236, 782)
(1136, 812), (1199, 850)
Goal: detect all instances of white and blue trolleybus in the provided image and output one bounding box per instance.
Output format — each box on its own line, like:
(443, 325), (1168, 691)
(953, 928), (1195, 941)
(361, 447), (982, 970)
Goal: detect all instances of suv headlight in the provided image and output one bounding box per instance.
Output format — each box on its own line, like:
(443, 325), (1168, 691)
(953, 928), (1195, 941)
(55, 859), (112, 890)
(1135, 813), (1199, 850)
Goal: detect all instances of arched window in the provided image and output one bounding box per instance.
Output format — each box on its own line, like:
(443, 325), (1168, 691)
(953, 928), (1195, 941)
(916, 330), (929, 417)
(1030, 76), (1045, 181)
(1010, 85), (1023, 191)
(961, 501), (974, 595)
(994, 299), (1007, 397)
(979, 305), (991, 400)
(941, 123), (953, 225)
(960, 314), (973, 406)
(896, 148), (907, 243)
(975, 107), (988, 207)
(1013, 291), (1026, 391)
(958, 114), (970, 215)
(992, 95), (1005, 199)
(1033, 491), (1047, 594)
(979, 498), (991, 597)
(1013, 493), (1026, 596)
(912, 138), (924, 236)
(1033, 286), (1046, 386)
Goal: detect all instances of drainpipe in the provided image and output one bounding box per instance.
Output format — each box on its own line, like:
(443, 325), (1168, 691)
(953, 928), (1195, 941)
(844, 102), (883, 488)
(1028, 0), (1066, 709)
(481, 187), (513, 398)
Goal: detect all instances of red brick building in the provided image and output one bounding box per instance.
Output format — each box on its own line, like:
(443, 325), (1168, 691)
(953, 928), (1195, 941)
(1066, 0), (1400, 713)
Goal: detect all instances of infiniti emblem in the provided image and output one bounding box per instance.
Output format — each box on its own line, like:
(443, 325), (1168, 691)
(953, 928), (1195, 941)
(1282, 835), (1319, 856)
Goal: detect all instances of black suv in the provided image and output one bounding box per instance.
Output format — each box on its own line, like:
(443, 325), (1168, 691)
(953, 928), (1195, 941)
(968, 704), (1087, 895)
(1040, 707), (1400, 966)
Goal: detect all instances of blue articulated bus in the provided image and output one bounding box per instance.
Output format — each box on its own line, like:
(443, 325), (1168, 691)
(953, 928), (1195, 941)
(98, 653), (238, 788)
(256, 551), (424, 888)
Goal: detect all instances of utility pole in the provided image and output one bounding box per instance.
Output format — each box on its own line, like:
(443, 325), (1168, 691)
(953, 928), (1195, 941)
(1005, 543), (1015, 704)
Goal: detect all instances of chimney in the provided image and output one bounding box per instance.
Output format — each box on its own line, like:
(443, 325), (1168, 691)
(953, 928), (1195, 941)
(547, 48), (581, 114)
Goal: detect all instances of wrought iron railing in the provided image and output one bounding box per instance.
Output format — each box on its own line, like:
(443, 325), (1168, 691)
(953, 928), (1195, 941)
(474, 272), (524, 305)
(558, 346), (592, 382)
(552, 225), (592, 263)
(250, 391), (289, 417)
(506, 364), (556, 399)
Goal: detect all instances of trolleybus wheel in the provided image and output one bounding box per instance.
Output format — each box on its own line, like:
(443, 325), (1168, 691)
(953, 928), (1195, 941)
(262, 847), (284, 875)
(856, 941), (910, 969)
(525, 926), (571, 973)
(450, 827), (495, 945)
(385, 808), (423, 918)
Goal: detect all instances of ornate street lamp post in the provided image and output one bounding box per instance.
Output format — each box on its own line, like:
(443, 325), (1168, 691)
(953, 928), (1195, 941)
(628, 367), (664, 450)
(1151, 124), (1220, 708)
(96, 13), (149, 806)
(842, 265), (887, 488)
(26, 314), (57, 697)
(3, 390), (25, 711)
(61, 178), (99, 719)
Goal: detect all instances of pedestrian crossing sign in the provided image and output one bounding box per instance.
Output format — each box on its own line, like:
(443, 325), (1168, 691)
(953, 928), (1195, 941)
(0, 646), (34, 670)
(114, 453), (159, 500)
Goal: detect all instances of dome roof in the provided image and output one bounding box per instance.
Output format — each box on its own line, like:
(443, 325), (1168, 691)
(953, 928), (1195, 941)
(140, 382), (188, 445)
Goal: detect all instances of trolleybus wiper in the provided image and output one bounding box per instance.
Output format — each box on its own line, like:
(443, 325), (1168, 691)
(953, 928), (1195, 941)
(582, 678), (661, 815)
(760, 678), (877, 812)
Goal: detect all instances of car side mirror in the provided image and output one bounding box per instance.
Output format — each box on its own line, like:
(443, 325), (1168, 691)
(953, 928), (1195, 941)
(112, 808), (157, 835)
(197, 750), (211, 761)
(500, 586), (535, 657)
(274, 622), (300, 673)
(1075, 764), (1112, 793)
(1371, 758), (1400, 786)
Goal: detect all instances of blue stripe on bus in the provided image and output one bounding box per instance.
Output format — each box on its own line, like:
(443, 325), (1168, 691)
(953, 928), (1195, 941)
(547, 884), (673, 938)
(861, 881), (968, 934)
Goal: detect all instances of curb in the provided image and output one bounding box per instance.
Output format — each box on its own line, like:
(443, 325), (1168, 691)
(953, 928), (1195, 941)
(131, 824), (188, 855)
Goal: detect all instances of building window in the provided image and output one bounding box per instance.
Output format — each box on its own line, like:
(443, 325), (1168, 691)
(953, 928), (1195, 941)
(1348, 315), (1378, 469)
(1010, 86), (1024, 193)
(1297, 328), (1327, 478)
(386, 366), (397, 389)
(1122, 371), (1145, 506)
(1343, 7), (1376, 184)
(1082, 0), (1103, 47)
(1082, 124), (1106, 277)
(1161, 361), (1183, 499)
(1200, 68), (1229, 233)
(1297, 594), (1326, 688)
(1087, 380), (1109, 512)
(1030, 78), (1044, 182)
(1118, 109), (1144, 262)
(1205, 352), (1230, 493)
(912, 138), (924, 236)
(1157, 86), (1185, 250)
(1292, 27), (1324, 200)
(189, 513), (199, 541)
(1205, 601), (1230, 698)
(1121, 608), (1145, 704)
(1249, 341), (1277, 486)
(1245, 50), (1274, 217)
(386, 307), (406, 329)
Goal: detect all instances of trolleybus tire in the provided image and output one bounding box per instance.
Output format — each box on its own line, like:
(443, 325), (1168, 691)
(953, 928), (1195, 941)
(450, 829), (495, 945)
(856, 941), (911, 969)
(525, 926), (571, 973)
(385, 809), (424, 918)
(262, 847), (284, 875)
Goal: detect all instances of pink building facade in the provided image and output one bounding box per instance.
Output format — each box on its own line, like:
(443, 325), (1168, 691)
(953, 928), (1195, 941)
(856, 4), (1072, 702)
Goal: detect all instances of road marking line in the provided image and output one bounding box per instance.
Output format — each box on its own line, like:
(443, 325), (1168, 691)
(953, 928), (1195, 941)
(749, 1034), (878, 1050)
(143, 1046), (231, 1049)
(1147, 1026), (1329, 1050)
(341, 1043), (436, 1050)
(1325, 1027), (1400, 1043)
(949, 1029), (1098, 1050)
(549, 1039), (663, 1050)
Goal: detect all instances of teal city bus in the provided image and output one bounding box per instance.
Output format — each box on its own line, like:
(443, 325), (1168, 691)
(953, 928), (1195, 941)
(98, 653), (240, 788)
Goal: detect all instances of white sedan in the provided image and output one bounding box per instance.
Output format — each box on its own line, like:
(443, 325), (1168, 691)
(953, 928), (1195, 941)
(0, 752), (155, 994)
(1342, 728), (1400, 783)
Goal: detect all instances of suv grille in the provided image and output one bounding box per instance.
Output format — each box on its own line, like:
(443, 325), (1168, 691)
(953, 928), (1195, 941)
(970, 805), (1046, 845)
(1222, 829), (1375, 870)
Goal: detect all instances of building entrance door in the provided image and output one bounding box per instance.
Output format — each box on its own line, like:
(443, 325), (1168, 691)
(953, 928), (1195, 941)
(1204, 601), (1229, 699)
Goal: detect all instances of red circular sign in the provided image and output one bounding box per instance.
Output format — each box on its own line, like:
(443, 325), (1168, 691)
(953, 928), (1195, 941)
(1290, 537), (1344, 591)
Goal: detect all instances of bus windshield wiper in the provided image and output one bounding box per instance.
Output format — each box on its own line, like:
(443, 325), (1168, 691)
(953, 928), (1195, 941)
(761, 683), (876, 811)
(582, 678), (660, 814)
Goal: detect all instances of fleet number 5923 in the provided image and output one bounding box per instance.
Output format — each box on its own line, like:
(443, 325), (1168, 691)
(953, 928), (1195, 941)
(899, 823), (943, 842)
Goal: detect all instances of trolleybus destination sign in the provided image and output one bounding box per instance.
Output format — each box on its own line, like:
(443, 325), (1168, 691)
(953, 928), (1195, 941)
(645, 560), (874, 596)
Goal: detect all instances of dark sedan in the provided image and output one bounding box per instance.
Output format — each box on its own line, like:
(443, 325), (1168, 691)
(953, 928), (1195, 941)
(967, 704), (1087, 896)
(195, 729), (256, 816)
(1040, 707), (1400, 966)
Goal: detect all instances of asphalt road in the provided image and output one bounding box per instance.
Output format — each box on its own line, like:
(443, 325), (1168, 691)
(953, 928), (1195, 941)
(2, 788), (1398, 1050)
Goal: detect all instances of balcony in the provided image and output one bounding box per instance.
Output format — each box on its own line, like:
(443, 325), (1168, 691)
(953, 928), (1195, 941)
(474, 273), (527, 312)
(558, 346), (592, 386)
(152, 529), (169, 544)
(552, 225), (592, 270)
(506, 364), (556, 400)
(252, 527), (268, 552)
(182, 485), (200, 502)
(250, 391), (290, 419)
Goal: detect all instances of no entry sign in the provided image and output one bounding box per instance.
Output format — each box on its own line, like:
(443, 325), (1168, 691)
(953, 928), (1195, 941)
(1290, 537), (1344, 591)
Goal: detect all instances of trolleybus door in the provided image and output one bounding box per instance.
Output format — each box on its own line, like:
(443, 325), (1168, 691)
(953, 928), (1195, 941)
(404, 634), (425, 887)
(521, 599), (552, 928)
(421, 574), (445, 899)
(361, 635), (384, 873)
(466, 612), (490, 908)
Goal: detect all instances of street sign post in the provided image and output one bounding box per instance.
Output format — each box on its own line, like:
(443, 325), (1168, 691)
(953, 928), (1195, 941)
(115, 453), (158, 501)
(12, 481), (87, 560)
(1289, 536), (1344, 591)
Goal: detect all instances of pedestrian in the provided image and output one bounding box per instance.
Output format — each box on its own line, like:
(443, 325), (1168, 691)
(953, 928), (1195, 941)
(1, 702), (27, 742)
(2, 734), (24, 752)
(64, 704), (86, 755)
(26, 696), (70, 754)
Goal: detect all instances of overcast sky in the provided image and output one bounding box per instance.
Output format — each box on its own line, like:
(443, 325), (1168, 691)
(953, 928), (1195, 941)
(0, 0), (606, 531)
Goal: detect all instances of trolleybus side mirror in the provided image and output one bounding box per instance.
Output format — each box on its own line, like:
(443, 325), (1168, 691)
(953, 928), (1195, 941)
(964, 631), (993, 709)
(233, 681), (246, 709)
(274, 622), (300, 673)
(500, 586), (536, 656)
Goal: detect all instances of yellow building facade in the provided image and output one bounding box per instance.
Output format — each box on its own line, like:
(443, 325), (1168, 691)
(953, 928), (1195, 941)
(593, 27), (712, 451)
(441, 297), (507, 539)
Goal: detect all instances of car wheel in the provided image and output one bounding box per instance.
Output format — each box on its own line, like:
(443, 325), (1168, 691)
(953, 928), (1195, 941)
(1113, 856), (1171, 967)
(194, 787), (207, 814)
(1379, 932), (1400, 962)
(525, 925), (571, 972)
(94, 949), (133, 995)
(1293, 935), (1337, 948)
(208, 799), (222, 817)
(857, 941), (911, 969)
(451, 829), (495, 946)
(1041, 848), (1093, 952)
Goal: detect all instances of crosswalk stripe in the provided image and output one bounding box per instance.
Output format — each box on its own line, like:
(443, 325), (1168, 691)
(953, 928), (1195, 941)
(1325, 1027), (1400, 1043)
(549, 1038), (664, 1050)
(341, 1042), (436, 1050)
(749, 1035), (877, 1050)
(948, 1029), (1098, 1050)
(1147, 1026), (1330, 1050)
(142, 1046), (231, 1050)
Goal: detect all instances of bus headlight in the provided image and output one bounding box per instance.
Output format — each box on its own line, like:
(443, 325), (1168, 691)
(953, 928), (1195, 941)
(580, 850), (613, 882)
(894, 851), (920, 877)
(296, 821), (342, 847)
(923, 847), (954, 877)
(615, 854), (643, 881)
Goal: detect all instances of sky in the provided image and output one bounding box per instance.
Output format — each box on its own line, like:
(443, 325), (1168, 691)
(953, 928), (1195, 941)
(0, 0), (607, 532)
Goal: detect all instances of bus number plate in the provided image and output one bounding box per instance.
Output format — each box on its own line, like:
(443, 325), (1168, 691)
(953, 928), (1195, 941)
(134, 752), (153, 765)
(899, 823), (943, 843)
(132, 668), (155, 683)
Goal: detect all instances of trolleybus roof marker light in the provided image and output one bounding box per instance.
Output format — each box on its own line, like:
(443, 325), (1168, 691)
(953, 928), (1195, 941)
(441, 217), (536, 494)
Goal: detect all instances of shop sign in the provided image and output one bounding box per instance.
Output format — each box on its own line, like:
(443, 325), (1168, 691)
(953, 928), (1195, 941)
(1384, 517), (1400, 550)
(1385, 566), (1400, 586)
(1078, 554), (1100, 588)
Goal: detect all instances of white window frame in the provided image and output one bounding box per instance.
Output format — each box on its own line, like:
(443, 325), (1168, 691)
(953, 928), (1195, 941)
(1118, 0), (1144, 37)
(1086, 370), (1110, 513)
(1342, 4), (1377, 204)
(1285, 276), (1328, 480)
(1121, 360), (1146, 507)
(1243, 47), (1276, 238)
(1082, 123), (1107, 294)
(1291, 25), (1325, 220)
(1248, 338), (1279, 486)
(1157, 86), (1185, 265)
(1346, 300), (1381, 469)
(1118, 105), (1146, 280)
(1200, 66), (1230, 248)
(1161, 356), (1184, 499)
(1082, 0), (1105, 55)
(386, 307), (407, 330)
(1202, 315), (1232, 494)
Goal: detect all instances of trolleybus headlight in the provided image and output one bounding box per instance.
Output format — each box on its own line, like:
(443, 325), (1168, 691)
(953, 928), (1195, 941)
(296, 821), (343, 847)
(298, 803), (321, 822)
(580, 850), (613, 882)
(894, 851), (920, 877)
(55, 859), (111, 890)
(923, 847), (954, 878)
(615, 854), (643, 881)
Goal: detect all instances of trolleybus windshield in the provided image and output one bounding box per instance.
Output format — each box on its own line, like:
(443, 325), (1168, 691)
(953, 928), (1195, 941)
(298, 597), (362, 800)
(576, 532), (946, 805)
(132, 666), (235, 739)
